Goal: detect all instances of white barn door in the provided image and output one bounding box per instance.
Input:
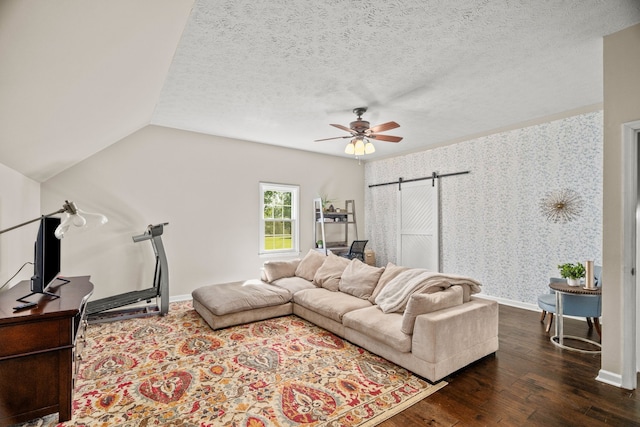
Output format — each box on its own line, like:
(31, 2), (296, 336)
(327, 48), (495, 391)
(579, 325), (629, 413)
(397, 179), (440, 270)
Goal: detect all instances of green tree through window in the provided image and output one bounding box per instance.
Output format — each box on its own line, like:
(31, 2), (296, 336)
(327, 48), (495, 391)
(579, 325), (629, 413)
(260, 183), (299, 254)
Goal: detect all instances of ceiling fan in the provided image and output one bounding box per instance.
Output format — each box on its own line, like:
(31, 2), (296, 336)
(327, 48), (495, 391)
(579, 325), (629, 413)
(315, 107), (403, 156)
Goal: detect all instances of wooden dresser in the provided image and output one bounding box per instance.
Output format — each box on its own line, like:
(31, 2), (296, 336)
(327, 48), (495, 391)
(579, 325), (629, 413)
(0, 276), (93, 426)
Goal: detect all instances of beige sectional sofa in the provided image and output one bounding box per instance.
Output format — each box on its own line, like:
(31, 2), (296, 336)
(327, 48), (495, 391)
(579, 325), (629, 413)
(192, 250), (499, 382)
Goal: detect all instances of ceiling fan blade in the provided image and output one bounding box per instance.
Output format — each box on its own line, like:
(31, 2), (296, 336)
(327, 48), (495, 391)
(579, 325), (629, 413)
(330, 124), (356, 134)
(314, 135), (351, 142)
(371, 134), (403, 143)
(368, 121), (400, 133)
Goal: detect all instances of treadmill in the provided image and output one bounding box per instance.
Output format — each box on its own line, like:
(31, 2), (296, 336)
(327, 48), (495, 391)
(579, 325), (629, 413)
(87, 223), (169, 323)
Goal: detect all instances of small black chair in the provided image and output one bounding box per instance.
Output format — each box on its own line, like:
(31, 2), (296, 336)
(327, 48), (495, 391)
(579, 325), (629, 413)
(341, 240), (368, 262)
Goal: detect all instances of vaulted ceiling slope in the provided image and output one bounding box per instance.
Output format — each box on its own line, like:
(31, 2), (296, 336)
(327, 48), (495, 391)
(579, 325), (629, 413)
(0, 0), (195, 182)
(2, 1), (639, 182)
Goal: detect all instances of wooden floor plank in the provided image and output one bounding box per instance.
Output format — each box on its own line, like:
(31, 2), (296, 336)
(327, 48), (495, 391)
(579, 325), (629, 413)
(380, 304), (640, 427)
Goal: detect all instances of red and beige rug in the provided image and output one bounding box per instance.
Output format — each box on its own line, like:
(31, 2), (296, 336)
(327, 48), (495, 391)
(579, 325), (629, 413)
(20, 301), (445, 426)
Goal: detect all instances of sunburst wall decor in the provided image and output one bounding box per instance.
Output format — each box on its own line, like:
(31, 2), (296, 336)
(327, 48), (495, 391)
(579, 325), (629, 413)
(539, 188), (583, 223)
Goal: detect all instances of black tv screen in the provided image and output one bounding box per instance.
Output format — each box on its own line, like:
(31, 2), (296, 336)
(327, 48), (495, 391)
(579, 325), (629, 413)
(31, 217), (61, 294)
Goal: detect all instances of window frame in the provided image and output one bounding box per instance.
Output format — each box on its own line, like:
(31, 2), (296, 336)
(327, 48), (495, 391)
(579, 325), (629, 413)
(259, 182), (299, 256)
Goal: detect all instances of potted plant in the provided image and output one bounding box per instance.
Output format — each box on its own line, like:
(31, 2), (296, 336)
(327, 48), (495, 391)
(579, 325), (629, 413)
(558, 262), (585, 286)
(316, 240), (324, 249)
(318, 194), (335, 212)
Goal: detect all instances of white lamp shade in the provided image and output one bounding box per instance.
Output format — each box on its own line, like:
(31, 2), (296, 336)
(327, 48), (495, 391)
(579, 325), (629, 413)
(354, 139), (365, 156)
(364, 141), (376, 154)
(54, 209), (108, 239)
(344, 142), (355, 154)
(54, 223), (70, 239)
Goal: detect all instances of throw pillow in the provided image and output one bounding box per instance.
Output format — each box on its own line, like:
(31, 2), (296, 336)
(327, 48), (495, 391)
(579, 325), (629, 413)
(313, 252), (350, 291)
(368, 262), (411, 303)
(262, 259), (300, 282)
(295, 249), (327, 282)
(339, 259), (385, 299)
(400, 286), (464, 334)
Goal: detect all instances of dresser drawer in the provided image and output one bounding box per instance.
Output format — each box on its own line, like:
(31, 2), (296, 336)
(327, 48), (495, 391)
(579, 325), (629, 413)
(0, 318), (69, 358)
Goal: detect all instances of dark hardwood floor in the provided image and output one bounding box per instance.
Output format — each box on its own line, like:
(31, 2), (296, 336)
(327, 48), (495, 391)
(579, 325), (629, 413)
(382, 304), (640, 426)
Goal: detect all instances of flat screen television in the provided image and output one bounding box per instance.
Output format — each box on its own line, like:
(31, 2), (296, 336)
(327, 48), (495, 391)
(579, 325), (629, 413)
(30, 217), (62, 298)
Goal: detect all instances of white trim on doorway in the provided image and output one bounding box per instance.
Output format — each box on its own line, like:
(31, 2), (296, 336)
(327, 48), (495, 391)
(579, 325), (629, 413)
(598, 120), (640, 390)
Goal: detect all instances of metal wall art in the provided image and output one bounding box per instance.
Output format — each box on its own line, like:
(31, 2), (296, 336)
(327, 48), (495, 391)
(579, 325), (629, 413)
(539, 188), (583, 223)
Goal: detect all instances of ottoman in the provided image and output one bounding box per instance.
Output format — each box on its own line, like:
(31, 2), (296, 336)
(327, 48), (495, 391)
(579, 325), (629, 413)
(192, 280), (293, 330)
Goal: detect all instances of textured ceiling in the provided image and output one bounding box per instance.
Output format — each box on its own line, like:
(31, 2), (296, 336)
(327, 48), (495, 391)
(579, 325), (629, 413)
(1, 1), (640, 181)
(151, 0), (640, 160)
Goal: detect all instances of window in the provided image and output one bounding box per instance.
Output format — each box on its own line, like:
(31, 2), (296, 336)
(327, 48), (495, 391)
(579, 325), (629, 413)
(260, 183), (299, 255)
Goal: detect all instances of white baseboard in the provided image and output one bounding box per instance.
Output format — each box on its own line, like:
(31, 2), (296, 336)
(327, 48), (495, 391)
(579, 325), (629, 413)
(477, 294), (592, 322)
(170, 294), (192, 302)
(476, 294), (539, 311)
(596, 370), (624, 388)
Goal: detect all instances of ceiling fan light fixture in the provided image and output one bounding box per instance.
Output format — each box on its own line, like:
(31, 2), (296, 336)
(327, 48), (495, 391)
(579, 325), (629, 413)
(317, 107), (401, 157)
(364, 141), (376, 154)
(344, 142), (355, 155)
(354, 138), (365, 156)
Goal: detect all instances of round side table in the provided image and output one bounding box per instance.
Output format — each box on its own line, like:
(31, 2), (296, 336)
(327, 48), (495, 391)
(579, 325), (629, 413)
(548, 281), (601, 354)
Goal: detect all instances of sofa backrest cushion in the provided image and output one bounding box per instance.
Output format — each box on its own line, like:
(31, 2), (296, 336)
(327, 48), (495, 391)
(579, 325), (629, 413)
(295, 249), (326, 281)
(457, 283), (473, 302)
(263, 259), (300, 282)
(400, 286), (464, 334)
(313, 252), (350, 291)
(339, 259), (385, 299)
(368, 262), (411, 303)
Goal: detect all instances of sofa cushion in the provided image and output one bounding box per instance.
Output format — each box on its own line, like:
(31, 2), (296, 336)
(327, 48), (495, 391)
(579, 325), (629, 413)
(343, 306), (412, 353)
(272, 276), (316, 293)
(313, 252), (350, 291)
(192, 280), (292, 316)
(368, 262), (411, 303)
(263, 259), (300, 282)
(401, 286), (464, 334)
(339, 259), (385, 299)
(293, 288), (372, 323)
(295, 249), (326, 282)
(457, 283), (473, 302)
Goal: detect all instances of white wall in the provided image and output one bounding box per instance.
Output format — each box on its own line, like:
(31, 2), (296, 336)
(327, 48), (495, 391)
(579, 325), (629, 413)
(365, 110), (603, 307)
(41, 125), (365, 300)
(0, 163), (40, 288)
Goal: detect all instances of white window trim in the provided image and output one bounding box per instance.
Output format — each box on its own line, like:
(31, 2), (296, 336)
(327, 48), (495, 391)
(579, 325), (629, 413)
(259, 182), (299, 256)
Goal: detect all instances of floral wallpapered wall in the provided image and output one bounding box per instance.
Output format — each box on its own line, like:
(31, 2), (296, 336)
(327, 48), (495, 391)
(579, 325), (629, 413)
(364, 111), (603, 306)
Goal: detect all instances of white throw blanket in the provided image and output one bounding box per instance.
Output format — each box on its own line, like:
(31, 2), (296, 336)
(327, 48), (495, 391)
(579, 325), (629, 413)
(375, 270), (482, 313)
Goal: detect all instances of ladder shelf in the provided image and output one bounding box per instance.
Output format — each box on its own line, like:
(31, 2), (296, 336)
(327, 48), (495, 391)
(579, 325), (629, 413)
(313, 199), (357, 255)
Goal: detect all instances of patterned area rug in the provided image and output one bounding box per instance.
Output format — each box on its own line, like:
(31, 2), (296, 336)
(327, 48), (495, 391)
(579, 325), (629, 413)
(18, 301), (445, 426)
